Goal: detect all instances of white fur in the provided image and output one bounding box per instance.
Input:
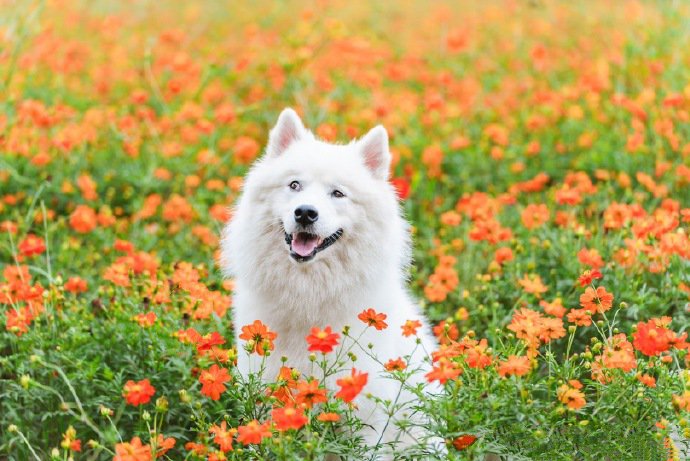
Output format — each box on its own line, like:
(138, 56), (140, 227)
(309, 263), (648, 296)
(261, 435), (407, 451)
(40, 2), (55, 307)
(221, 108), (437, 455)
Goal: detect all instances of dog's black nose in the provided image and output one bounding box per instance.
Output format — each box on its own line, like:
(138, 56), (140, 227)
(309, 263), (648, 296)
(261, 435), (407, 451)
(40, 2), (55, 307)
(294, 205), (318, 225)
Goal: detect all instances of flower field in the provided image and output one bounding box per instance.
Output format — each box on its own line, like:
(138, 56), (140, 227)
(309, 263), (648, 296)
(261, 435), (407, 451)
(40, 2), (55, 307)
(2, 0), (690, 460)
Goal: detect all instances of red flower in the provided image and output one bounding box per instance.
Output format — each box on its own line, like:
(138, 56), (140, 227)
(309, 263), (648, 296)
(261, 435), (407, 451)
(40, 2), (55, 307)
(271, 406), (308, 431)
(335, 368), (368, 403)
(236, 420), (272, 445)
(305, 326), (340, 353)
(390, 177), (410, 200)
(69, 205), (98, 233)
(18, 234), (46, 257)
(5, 307), (34, 336)
(358, 308), (388, 330)
(578, 269), (603, 287)
(632, 318), (674, 356)
(113, 436), (152, 461)
(239, 320), (277, 356)
(123, 379), (156, 406)
(199, 364), (231, 400)
(196, 331), (226, 353)
(64, 276), (88, 293)
(452, 434), (477, 450)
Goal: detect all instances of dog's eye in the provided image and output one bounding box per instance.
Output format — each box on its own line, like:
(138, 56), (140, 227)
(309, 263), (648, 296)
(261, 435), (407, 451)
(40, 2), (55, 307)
(332, 190), (345, 198)
(289, 181), (302, 191)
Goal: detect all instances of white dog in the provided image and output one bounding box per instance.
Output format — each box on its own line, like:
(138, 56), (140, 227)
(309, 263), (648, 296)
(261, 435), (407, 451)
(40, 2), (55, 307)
(221, 108), (437, 455)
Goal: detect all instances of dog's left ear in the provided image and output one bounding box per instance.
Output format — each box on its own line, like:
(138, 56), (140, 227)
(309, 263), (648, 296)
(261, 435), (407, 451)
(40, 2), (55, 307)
(267, 108), (306, 158)
(359, 125), (391, 180)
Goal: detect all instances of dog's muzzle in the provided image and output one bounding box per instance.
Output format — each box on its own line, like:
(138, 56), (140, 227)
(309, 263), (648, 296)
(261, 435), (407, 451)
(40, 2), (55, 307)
(284, 229), (343, 262)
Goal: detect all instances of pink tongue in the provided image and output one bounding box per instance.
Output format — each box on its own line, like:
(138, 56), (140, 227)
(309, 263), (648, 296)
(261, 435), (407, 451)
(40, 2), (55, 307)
(292, 234), (319, 257)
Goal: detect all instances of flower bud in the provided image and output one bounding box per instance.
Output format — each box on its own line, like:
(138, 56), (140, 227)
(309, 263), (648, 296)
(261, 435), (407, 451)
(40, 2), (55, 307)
(155, 397), (169, 413)
(99, 405), (113, 417)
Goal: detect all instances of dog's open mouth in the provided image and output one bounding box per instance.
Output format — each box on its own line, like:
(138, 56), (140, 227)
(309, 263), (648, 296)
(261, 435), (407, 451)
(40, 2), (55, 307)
(284, 229), (343, 262)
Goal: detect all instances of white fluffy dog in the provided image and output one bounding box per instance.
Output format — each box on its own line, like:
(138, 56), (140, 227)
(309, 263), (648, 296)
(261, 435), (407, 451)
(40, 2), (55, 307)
(221, 108), (437, 454)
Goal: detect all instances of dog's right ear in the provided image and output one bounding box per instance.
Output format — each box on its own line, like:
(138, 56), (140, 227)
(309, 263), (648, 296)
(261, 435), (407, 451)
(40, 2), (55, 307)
(266, 108), (306, 158)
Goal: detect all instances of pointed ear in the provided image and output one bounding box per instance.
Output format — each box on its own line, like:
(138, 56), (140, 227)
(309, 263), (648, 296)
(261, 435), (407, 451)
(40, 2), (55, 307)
(358, 125), (391, 180)
(266, 108), (306, 158)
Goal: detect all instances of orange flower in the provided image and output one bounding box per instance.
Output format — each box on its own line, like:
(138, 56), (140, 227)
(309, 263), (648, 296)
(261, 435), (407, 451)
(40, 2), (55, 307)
(425, 358), (461, 384)
(155, 435), (175, 458)
(236, 420), (272, 445)
(305, 326), (340, 353)
(69, 205), (98, 233)
(384, 358), (407, 371)
(577, 247), (604, 270)
(77, 174), (97, 201)
(518, 274), (548, 298)
(61, 426), (81, 452)
(233, 136), (260, 164)
(317, 412), (340, 423)
(199, 364), (231, 400)
(113, 436), (152, 461)
(64, 276), (88, 293)
(539, 298), (566, 318)
(579, 286), (613, 313)
(133, 312), (157, 327)
(114, 239), (135, 254)
(270, 366), (300, 406)
(401, 319), (422, 337)
(294, 379), (327, 408)
(123, 379), (156, 406)
(184, 442), (208, 456)
(673, 391), (690, 411)
(494, 247), (514, 265)
(566, 308), (592, 327)
(497, 355), (531, 377)
(421, 144), (443, 178)
(18, 234), (46, 257)
(5, 307), (34, 336)
(521, 203), (550, 229)
(335, 368), (368, 402)
(176, 327), (202, 344)
(557, 383), (586, 410)
(209, 421), (236, 452)
(357, 308), (388, 330)
(636, 374), (656, 388)
(239, 320), (277, 356)
(272, 406), (308, 431)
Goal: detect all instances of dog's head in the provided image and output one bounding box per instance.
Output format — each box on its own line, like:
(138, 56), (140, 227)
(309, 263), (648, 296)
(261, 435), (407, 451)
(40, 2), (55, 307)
(232, 108), (401, 268)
